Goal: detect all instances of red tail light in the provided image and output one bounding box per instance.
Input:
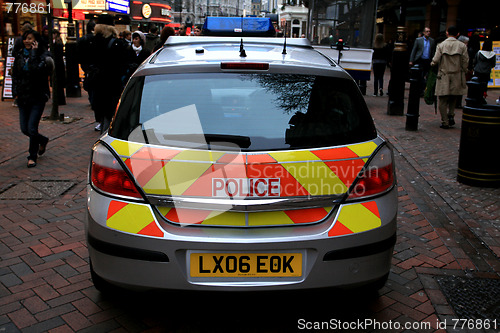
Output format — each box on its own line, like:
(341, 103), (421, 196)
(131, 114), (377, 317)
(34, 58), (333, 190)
(90, 144), (142, 199)
(347, 145), (395, 199)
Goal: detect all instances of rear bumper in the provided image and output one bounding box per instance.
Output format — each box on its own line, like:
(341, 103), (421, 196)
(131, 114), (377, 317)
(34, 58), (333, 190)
(87, 223), (396, 291)
(86, 184), (397, 291)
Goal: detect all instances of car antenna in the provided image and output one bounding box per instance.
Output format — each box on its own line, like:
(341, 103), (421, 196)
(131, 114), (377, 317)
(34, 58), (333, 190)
(282, 23), (287, 55)
(240, 38), (247, 57)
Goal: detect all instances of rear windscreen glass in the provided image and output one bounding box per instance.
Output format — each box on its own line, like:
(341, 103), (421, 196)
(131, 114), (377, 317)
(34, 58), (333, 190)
(111, 73), (376, 150)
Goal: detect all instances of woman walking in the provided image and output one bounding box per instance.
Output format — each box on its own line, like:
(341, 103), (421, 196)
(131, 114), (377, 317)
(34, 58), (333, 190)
(125, 31), (151, 82)
(12, 29), (52, 168)
(372, 33), (390, 96)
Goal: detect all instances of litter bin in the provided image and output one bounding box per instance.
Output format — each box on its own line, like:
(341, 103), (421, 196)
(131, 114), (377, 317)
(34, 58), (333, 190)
(457, 104), (500, 187)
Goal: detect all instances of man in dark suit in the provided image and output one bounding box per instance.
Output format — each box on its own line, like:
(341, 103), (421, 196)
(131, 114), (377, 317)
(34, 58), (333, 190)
(410, 27), (436, 95)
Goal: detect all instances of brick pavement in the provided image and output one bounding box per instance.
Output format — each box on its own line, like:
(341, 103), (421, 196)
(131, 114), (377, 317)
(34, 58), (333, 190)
(0, 82), (499, 332)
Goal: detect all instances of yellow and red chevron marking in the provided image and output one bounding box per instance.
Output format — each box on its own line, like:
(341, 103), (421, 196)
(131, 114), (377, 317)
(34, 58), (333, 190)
(328, 201), (381, 237)
(110, 140), (378, 197)
(107, 200), (165, 237)
(157, 206), (333, 226)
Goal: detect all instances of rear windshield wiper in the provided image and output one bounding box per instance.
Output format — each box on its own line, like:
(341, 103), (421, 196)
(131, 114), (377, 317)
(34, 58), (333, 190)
(162, 133), (251, 149)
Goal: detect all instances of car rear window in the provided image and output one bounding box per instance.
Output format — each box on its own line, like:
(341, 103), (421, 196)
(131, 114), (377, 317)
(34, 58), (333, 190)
(111, 73), (377, 151)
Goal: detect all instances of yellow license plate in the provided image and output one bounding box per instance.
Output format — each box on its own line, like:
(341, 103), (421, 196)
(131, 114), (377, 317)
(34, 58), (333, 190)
(190, 253), (302, 277)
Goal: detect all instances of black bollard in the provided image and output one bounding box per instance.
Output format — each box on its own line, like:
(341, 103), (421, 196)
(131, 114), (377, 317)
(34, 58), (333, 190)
(465, 77), (487, 107)
(387, 26), (408, 116)
(405, 65), (421, 131)
(457, 78), (500, 187)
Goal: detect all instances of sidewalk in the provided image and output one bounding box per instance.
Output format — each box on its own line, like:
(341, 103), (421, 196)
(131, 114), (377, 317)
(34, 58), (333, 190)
(0, 83), (499, 332)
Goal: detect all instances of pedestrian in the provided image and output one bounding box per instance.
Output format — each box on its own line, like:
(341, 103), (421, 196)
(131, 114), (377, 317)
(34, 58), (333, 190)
(85, 14), (129, 132)
(13, 22), (34, 55)
(473, 39), (496, 86)
(372, 33), (390, 96)
(409, 27), (436, 95)
(126, 31), (150, 79)
(430, 26), (469, 129)
(77, 20), (96, 109)
(455, 35), (469, 109)
(12, 29), (53, 168)
(122, 30), (132, 45)
(178, 24), (187, 36)
(145, 24), (160, 51)
(152, 26), (175, 52)
(52, 29), (66, 106)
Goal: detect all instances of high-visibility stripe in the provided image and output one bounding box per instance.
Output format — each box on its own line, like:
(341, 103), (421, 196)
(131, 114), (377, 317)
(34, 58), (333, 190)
(144, 161), (213, 195)
(348, 142), (378, 158)
(107, 201), (164, 237)
(248, 211), (294, 226)
(106, 139), (381, 228)
(203, 211), (246, 226)
(157, 206), (331, 226)
(328, 201), (381, 237)
(110, 140), (143, 157)
(164, 207), (211, 224)
(284, 207), (331, 223)
(277, 161), (348, 195)
(111, 139), (379, 198)
(269, 150), (322, 163)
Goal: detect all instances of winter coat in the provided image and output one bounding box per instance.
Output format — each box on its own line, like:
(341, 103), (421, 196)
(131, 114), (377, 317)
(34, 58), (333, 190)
(126, 45), (150, 79)
(12, 46), (53, 106)
(145, 33), (160, 52)
(431, 37), (469, 96)
(86, 24), (129, 117)
(372, 45), (391, 64)
(473, 50), (496, 76)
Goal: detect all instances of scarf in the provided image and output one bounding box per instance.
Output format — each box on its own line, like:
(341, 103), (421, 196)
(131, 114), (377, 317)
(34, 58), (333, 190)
(132, 44), (142, 56)
(23, 48), (30, 71)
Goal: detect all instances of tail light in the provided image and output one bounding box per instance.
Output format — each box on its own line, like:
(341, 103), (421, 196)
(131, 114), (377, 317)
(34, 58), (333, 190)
(90, 144), (143, 199)
(347, 145), (395, 200)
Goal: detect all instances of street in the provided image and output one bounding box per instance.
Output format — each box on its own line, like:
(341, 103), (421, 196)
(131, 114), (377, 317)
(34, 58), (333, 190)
(0, 83), (499, 332)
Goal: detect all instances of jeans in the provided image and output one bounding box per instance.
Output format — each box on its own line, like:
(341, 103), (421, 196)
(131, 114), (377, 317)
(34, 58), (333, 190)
(19, 102), (48, 162)
(373, 63), (386, 93)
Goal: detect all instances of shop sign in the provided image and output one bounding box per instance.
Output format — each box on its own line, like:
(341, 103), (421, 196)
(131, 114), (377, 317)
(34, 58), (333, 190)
(142, 3), (152, 18)
(53, 0), (106, 11)
(2, 38), (15, 100)
(131, 1), (172, 22)
(107, 0), (130, 14)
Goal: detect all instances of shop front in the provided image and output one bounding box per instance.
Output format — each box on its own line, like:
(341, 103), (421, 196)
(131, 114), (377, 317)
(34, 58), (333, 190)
(130, 0), (172, 32)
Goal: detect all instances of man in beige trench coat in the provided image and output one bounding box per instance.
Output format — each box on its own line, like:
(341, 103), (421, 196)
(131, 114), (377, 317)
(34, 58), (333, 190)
(431, 26), (469, 129)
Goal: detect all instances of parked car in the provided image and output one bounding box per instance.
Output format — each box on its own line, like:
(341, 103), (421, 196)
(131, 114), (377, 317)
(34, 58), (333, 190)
(86, 18), (397, 292)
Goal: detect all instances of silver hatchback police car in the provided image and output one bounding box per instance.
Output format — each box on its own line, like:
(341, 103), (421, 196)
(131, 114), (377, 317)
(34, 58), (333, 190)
(86, 18), (397, 292)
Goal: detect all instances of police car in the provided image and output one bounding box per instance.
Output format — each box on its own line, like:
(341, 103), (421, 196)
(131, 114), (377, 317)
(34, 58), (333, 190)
(86, 17), (397, 292)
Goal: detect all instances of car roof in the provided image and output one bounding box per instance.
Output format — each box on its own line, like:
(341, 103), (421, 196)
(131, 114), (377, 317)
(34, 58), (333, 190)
(136, 36), (350, 78)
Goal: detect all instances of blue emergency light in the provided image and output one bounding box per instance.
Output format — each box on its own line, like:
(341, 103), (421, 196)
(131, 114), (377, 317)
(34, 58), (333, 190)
(202, 17), (276, 37)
